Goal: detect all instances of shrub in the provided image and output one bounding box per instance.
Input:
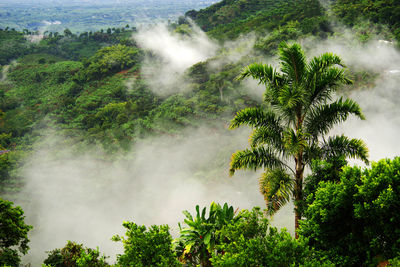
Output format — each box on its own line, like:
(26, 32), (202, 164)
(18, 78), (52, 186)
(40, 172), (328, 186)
(43, 241), (109, 267)
(112, 222), (179, 267)
(211, 207), (331, 266)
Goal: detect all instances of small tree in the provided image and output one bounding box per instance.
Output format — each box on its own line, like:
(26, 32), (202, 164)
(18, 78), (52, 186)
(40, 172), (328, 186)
(43, 241), (109, 267)
(112, 222), (179, 267)
(0, 198), (32, 266)
(63, 28), (72, 37)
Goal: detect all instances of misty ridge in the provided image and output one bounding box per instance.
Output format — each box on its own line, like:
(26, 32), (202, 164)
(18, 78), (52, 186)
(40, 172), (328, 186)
(1, 0), (400, 266)
(16, 23), (400, 265)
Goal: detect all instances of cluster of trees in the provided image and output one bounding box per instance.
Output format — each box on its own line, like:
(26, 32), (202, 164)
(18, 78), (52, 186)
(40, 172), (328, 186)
(182, 0), (400, 49)
(331, 0), (400, 41)
(184, 0), (330, 44)
(2, 155), (400, 266)
(0, 30), (32, 65)
(0, 27), (136, 65)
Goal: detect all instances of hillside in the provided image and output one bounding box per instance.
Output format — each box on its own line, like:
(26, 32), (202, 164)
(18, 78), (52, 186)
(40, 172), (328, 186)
(183, 0), (400, 48)
(0, 0), (398, 211)
(185, 0), (328, 41)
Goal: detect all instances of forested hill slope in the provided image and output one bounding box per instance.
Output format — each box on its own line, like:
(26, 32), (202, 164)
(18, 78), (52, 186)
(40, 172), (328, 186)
(0, 0), (398, 193)
(185, 0), (400, 42)
(0, 0), (399, 197)
(331, 0), (400, 40)
(185, 0), (328, 41)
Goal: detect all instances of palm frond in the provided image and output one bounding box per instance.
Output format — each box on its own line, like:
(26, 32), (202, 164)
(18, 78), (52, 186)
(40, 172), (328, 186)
(279, 42), (306, 84)
(307, 52), (345, 75)
(305, 98), (365, 136)
(259, 168), (293, 216)
(305, 52), (352, 108)
(283, 128), (308, 155)
(229, 107), (283, 130)
(307, 67), (352, 108)
(229, 147), (283, 176)
(303, 142), (323, 165)
(277, 84), (304, 109)
(236, 62), (284, 86)
(322, 135), (369, 164)
(249, 126), (285, 153)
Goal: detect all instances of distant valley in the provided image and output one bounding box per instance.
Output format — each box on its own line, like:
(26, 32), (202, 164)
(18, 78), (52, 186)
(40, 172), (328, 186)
(0, 0), (216, 32)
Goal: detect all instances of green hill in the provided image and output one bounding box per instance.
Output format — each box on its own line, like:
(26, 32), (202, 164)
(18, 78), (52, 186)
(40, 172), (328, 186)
(186, 0), (328, 41)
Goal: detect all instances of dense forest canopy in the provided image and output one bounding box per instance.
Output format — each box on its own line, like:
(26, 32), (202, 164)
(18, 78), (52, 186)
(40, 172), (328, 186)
(0, 0), (400, 265)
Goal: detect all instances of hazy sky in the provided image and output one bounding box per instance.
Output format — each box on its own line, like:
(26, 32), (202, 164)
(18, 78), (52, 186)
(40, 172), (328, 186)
(0, 0), (216, 5)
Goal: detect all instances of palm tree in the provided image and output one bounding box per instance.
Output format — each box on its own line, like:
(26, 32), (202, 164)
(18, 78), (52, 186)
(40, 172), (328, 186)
(229, 42), (368, 238)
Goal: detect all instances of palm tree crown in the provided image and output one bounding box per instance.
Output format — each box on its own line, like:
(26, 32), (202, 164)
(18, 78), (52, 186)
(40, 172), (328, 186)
(229, 42), (368, 237)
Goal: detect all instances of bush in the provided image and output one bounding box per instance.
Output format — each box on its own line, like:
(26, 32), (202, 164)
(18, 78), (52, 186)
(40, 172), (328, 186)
(175, 202), (239, 266)
(84, 44), (139, 80)
(211, 207), (330, 266)
(43, 241), (109, 267)
(112, 222), (179, 267)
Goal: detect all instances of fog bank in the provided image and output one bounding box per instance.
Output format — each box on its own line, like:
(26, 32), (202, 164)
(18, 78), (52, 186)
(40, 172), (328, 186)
(20, 126), (270, 265)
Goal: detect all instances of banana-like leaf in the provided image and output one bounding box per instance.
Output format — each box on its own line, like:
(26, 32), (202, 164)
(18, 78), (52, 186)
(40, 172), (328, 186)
(204, 232), (211, 246)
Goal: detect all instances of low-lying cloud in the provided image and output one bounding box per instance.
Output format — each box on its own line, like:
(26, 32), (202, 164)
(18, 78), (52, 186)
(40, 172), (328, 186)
(134, 23), (218, 95)
(20, 126), (268, 265)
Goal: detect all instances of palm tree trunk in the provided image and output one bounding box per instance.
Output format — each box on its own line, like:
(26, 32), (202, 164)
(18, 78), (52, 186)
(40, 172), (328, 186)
(294, 154), (304, 239)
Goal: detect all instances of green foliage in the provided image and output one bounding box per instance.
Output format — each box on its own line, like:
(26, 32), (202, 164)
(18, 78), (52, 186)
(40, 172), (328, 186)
(332, 0), (400, 41)
(211, 207), (333, 266)
(83, 44), (139, 81)
(0, 198), (32, 266)
(0, 30), (32, 65)
(112, 222), (179, 267)
(187, 0), (329, 42)
(32, 28), (137, 61)
(299, 157), (400, 266)
(43, 241), (109, 267)
(389, 256), (400, 266)
(254, 22), (302, 55)
(0, 150), (22, 193)
(175, 202), (239, 266)
(300, 156), (348, 214)
(149, 94), (194, 133)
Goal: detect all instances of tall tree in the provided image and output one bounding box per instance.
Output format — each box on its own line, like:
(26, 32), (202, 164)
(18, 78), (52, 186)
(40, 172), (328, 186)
(229, 42), (368, 237)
